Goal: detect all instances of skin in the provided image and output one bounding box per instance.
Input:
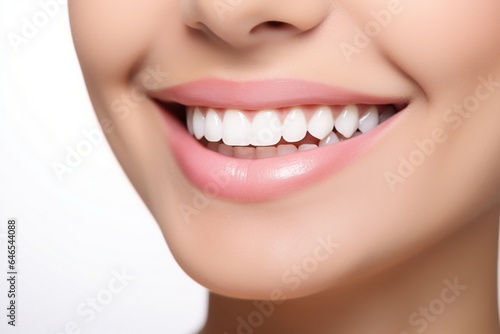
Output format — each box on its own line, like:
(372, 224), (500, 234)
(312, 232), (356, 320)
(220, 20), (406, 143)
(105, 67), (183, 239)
(69, 0), (500, 333)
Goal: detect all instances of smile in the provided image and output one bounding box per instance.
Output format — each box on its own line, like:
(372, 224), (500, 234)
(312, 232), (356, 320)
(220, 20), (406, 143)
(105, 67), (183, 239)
(186, 104), (399, 159)
(150, 79), (409, 200)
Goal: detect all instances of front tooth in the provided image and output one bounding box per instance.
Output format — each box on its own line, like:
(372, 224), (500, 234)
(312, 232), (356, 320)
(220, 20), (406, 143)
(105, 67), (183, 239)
(335, 105), (359, 138)
(204, 108), (223, 142)
(222, 109), (252, 146)
(319, 132), (340, 147)
(308, 106), (334, 140)
(250, 110), (281, 146)
(193, 107), (205, 140)
(282, 108), (307, 142)
(358, 106), (379, 133)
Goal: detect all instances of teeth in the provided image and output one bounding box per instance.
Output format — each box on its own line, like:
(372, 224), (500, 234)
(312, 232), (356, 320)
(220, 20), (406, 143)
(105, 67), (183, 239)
(222, 109), (252, 146)
(210, 144), (300, 159)
(319, 132), (340, 147)
(277, 144), (298, 156)
(335, 105), (359, 138)
(256, 146), (277, 159)
(308, 106), (334, 140)
(358, 106), (379, 133)
(193, 107), (205, 140)
(282, 108), (307, 143)
(298, 144), (318, 152)
(250, 110), (281, 146)
(218, 143), (234, 157)
(207, 141), (219, 152)
(233, 146), (255, 159)
(186, 103), (399, 157)
(204, 108), (223, 142)
(187, 108), (194, 135)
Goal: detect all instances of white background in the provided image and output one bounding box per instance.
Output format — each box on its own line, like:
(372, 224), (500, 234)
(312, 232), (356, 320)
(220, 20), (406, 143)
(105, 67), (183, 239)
(1, 1), (499, 333)
(0, 1), (207, 333)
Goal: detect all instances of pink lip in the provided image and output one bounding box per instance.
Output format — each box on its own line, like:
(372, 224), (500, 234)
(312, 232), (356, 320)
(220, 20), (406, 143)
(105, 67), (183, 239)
(149, 78), (404, 110)
(151, 79), (406, 201)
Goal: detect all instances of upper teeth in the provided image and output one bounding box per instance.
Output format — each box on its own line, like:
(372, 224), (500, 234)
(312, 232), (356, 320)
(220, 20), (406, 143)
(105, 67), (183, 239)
(187, 105), (395, 146)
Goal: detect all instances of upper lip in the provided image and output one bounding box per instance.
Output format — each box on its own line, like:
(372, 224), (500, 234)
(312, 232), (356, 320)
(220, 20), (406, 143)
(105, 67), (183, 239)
(148, 78), (407, 110)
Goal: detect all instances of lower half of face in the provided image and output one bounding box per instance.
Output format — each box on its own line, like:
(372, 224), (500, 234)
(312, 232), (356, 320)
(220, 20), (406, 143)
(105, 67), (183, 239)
(70, 0), (500, 299)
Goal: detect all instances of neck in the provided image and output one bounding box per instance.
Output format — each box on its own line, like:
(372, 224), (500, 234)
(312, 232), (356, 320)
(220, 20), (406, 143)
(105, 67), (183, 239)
(200, 208), (500, 334)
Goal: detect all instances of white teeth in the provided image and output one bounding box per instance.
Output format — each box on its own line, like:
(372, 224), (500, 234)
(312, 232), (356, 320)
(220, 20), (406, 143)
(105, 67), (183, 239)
(319, 132), (340, 147)
(335, 104), (359, 138)
(193, 107), (205, 140)
(222, 109), (252, 146)
(277, 144), (298, 156)
(204, 108), (223, 142)
(250, 110), (281, 146)
(282, 108), (307, 143)
(308, 106), (334, 140)
(186, 103), (398, 157)
(358, 106), (379, 133)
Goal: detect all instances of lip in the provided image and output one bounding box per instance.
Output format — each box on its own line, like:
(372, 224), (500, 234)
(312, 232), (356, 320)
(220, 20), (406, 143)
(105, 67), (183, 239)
(149, 78), (405, 110)
(151, 79), (407, 201)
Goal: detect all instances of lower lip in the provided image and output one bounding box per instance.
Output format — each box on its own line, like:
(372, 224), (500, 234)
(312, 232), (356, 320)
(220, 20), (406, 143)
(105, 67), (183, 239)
(158, 104), (401, 201)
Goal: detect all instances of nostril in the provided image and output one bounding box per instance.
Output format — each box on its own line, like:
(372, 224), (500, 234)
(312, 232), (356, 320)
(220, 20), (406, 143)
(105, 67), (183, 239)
(265, 21), (286, 28)
(250, 21), (295, 34)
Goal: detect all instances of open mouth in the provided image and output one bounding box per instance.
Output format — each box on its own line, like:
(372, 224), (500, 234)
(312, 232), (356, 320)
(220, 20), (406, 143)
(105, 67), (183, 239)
(159, 102), (404, 159)
(150, 79), (409, 200)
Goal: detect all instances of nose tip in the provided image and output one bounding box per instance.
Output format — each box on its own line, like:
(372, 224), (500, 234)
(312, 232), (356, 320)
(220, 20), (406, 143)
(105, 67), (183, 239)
(181, 0), (330, 48)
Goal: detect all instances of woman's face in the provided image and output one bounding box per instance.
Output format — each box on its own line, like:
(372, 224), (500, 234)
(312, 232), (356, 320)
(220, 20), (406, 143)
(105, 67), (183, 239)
(69, 0), (500, 299)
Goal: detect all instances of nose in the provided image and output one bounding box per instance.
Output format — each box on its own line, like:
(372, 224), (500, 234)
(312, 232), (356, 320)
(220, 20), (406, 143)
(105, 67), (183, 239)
(181, 0), (330, 48)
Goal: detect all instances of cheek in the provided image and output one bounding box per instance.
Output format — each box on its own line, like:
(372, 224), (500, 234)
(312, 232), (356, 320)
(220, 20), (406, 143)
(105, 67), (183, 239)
(376, 0), (500, 93)
(69, 0), (171, 80)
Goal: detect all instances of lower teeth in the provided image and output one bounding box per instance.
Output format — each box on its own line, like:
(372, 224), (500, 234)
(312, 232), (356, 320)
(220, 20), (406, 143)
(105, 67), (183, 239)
(202, 130), (364, 159)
